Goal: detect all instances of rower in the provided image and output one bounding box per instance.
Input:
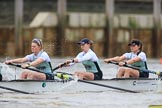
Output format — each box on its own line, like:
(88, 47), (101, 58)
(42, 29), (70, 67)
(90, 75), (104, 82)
(104, 39), (148, 78)
(62, 38), (103, 80)
(5, 38), (54, 80)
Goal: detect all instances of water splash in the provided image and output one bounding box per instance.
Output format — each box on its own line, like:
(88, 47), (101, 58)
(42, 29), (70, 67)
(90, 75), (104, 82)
(58, 75), (79, 91)
(0, 63), (16, 80)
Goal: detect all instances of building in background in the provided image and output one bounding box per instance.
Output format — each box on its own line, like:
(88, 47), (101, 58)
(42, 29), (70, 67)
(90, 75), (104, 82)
(0, 0), (161, 58)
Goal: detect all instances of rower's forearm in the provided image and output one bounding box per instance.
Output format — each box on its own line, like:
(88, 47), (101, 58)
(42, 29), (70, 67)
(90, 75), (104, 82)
(10, 58), (25, 63)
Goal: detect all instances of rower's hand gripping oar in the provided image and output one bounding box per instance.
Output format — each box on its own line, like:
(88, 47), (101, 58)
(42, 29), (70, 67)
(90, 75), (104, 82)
(108, 61), (162, 77)
(53, 60), (75, 80)
(52, 62), (69, 72)
(8, 63), (45, 74)
(52, 58), (75, 72)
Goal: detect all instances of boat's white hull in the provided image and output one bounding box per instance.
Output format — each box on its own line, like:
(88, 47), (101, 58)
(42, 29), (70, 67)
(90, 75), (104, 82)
(0, 78), (160, 93)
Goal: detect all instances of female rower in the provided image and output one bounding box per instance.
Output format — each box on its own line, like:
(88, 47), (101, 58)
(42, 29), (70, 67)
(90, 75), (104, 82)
(104, 39), (149, 78)
(5, 38), (54, 80)
(63, 38), (103, 80)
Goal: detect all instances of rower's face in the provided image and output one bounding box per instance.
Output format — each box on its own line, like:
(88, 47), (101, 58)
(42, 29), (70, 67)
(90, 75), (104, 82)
(130, 44), (140, 52)
(31, 43), (41, 53)
(80, 43), (90, 51)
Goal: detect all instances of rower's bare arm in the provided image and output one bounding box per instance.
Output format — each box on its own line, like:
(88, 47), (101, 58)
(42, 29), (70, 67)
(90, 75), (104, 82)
(5, 58), (27, 64)
(29, 58), (44, 67)
(126, 57), (141, 65)
(104, 56), (125, 63)
(21, 57), (44, 69)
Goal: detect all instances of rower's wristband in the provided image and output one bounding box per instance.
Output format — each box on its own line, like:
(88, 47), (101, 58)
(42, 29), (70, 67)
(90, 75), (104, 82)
(27, 63), (31, 67)
(71, 59), (75, 63)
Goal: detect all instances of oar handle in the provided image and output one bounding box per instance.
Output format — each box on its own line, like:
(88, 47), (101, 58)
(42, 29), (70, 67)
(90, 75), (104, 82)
(52, 60), (74, 72)
(8, 63), (45, 74)
(52, 62), (67, 72)
(108, 61), (119, 65)
(8, 63), (21, 68)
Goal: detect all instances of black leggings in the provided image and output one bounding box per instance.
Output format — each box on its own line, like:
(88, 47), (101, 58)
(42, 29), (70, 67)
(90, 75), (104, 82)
(93, 71), (103, 80)
(139, 72), (149, 78)
(45, 73), (54, 80)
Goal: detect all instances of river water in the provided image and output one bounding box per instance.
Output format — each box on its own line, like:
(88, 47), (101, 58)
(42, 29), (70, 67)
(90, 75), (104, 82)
(0, 58), (162, 108)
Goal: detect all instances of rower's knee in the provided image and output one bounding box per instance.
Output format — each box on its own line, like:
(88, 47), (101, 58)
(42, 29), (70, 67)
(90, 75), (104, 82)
(21, 71), (28, 79)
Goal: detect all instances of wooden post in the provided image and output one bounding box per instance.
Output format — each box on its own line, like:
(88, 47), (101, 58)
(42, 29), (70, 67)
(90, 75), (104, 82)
(152, 0), (161, 57)
(14, 0), (23, 56)
(104, 0), (114, 57)
(56, 0), (66, 56)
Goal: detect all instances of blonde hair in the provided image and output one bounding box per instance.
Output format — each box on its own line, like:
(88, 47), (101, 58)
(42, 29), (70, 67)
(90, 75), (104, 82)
(32, 38), (43, 48)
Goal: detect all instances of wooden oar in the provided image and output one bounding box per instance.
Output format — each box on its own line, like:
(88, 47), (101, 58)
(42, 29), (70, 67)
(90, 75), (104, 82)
(0, 85), (31, 94)
(56, 72), (139, 93)
(108, 61), (162, 77)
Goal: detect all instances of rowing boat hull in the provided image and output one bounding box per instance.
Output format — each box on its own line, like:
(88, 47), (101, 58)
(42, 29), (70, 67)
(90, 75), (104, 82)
(0, 78), (160, 93)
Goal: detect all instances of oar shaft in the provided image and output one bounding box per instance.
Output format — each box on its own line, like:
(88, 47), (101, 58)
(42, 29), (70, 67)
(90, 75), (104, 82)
(52, 62), (67, 72)
(0, 86), (31, 94)
(8, 63), (45, 73)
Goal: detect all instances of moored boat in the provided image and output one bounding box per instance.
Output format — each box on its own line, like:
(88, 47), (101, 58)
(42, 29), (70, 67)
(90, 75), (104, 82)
(0, 77), (160, 94)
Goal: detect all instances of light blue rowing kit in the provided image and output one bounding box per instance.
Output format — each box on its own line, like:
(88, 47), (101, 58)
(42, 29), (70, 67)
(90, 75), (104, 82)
(25, 50), (54, 80)
(73, 49), (103, 80)
(123, 51), (149, 78)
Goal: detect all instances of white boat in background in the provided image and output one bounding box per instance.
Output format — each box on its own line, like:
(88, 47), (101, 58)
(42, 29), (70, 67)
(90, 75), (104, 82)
(0, 77), (161, 94)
